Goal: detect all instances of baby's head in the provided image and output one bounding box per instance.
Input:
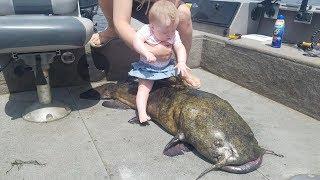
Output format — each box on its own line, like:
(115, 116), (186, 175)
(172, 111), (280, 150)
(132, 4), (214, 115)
(148, 0), (179, 41)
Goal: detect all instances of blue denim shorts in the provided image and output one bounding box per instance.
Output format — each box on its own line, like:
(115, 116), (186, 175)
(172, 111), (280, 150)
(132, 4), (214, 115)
(128, 60), (178, 80)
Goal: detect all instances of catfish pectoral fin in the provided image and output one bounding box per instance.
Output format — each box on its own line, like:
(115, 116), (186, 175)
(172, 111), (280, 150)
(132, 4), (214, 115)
(128, 116), (150, 126)
(80, 85), (108, 100)
(102, 100), (131, 109)
(163, 133), (191, 157)
(128, 116), (139, 124)
(164, 133), (185, 151)
(163, 143), (192, 157)
(140, 121), (150, 126)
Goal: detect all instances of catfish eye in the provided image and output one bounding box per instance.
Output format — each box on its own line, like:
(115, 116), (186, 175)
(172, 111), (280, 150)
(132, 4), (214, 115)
(214, 139), (224, 147)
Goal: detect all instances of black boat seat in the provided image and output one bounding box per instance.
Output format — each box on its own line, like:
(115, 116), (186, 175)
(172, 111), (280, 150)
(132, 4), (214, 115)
(0, 15), (93, 54)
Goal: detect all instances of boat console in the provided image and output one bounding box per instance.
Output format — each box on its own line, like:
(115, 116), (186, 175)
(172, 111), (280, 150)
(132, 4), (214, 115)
(188, 0), (320, 120)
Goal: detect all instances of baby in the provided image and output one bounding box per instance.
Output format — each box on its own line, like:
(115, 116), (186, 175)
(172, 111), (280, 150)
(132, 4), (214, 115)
(129, 0), (200, 123)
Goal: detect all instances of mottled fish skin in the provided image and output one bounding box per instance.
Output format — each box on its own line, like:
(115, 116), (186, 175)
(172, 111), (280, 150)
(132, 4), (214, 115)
(148, 86), (264, 165)
(80, 78), (270, 175)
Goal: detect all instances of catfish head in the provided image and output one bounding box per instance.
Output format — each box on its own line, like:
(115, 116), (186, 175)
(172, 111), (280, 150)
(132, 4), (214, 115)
(190, 116), (265, 179)
(193, 125), (265, 179)
(178, 94), (267, 179)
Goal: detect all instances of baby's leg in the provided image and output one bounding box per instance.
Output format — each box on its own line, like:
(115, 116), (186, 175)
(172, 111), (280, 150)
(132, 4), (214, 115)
(136, 79), (154, 123)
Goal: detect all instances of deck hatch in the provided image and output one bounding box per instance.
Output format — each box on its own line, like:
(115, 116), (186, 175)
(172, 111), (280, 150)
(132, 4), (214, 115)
(192, 0), (241, 28)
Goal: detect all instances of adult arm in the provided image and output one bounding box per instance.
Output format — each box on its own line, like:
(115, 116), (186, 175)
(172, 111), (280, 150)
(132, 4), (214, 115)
(113, 0), (172, 60)
(113, 0), (136, 49)
(133, 34), (156, 62)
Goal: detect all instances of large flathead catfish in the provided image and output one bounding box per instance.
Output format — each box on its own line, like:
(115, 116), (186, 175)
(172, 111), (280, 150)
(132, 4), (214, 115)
(80, 79), (282, 179)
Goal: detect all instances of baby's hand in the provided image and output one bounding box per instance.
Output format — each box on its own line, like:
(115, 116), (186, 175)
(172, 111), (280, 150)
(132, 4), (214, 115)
(145, 52), (156, 63)
(175, 63), (191, 77)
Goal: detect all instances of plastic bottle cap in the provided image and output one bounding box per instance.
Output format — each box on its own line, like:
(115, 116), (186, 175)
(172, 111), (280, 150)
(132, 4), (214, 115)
(277, 15), (285, 19)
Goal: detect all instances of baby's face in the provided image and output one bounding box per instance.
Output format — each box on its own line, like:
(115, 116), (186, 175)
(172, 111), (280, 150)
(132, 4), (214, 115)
(151, 21), (178, 42)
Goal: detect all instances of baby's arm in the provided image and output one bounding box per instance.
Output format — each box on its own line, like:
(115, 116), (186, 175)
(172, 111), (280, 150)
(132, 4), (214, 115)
(174, 43), (190, 77)
(133, 34), (156, 63)
(174, 43), (186, 65)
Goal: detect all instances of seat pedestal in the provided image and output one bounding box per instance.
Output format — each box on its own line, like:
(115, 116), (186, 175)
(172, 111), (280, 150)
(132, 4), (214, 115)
(23, 101), (71, 122)
(20, 53), (71, 122)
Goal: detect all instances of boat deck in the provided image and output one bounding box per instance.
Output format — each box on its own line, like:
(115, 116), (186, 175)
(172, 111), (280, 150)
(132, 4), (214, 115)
(1, 69), (319, 180)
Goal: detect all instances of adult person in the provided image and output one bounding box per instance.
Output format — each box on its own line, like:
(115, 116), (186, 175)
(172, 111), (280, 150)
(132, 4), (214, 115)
(90, 0), (200, 88)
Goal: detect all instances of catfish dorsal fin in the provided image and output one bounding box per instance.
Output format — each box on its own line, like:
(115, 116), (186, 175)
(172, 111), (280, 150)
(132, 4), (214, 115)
(80, 83), (118, 100)
(102, 99), (131, 110)
(80, 84), (109, 100)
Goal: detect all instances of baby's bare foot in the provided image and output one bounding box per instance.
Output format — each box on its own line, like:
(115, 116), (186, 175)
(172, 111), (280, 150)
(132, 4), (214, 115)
(139, 114), (151, 123)
(90, 28), (117, 47)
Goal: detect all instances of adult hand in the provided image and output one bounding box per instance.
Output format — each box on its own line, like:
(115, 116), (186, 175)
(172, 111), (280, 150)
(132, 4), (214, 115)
(146, 43), (172, 61)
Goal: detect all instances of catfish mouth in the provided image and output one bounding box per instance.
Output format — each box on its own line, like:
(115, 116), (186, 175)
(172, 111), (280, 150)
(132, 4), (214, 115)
(196, 152), (264, 180)
(222, 141), (264, 169)
(196, 141), (263, 179)
(221, 154), (263, 174)
(198, 138), (283, 179)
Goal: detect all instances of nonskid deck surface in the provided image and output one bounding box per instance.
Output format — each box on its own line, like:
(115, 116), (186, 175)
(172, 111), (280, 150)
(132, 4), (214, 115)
(0, 69), (319, 180)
